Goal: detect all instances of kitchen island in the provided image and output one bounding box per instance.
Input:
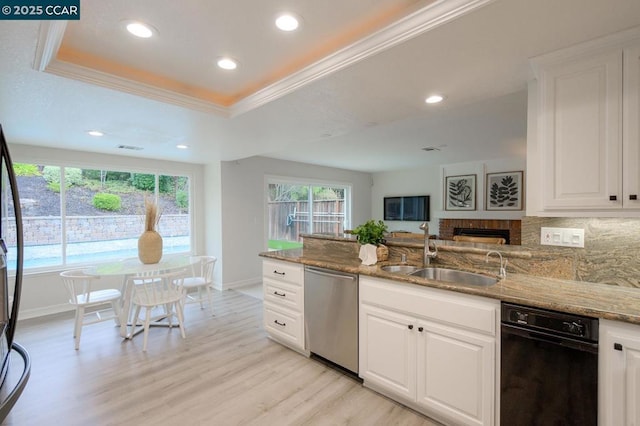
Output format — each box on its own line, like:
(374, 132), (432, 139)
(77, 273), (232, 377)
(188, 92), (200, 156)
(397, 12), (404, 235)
(259, 233), (640, 426)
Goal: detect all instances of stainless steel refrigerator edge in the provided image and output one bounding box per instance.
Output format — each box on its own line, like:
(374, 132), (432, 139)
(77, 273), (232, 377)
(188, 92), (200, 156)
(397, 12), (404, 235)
(304, 266), (358, 374)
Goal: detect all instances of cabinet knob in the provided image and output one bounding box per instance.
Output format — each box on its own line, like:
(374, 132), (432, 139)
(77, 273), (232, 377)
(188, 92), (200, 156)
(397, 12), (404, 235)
(418, 327), (424, 332)
(609, 195), (617, 201)
(630, 195), (638, 201)
(614, 342), (623, 351)
(408, 325), (413, 330)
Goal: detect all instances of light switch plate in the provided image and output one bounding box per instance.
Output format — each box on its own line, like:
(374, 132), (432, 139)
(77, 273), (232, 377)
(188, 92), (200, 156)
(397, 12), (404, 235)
(540, 227), (585, 248)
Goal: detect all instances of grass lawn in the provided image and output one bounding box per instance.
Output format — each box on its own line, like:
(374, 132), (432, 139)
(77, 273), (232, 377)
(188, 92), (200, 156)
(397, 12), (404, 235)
(268, 240), (303, 250)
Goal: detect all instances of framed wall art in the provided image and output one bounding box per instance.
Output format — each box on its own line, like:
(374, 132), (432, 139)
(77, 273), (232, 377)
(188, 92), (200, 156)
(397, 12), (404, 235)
(445, 174), (476, 211)
(486, 171), (523, 210)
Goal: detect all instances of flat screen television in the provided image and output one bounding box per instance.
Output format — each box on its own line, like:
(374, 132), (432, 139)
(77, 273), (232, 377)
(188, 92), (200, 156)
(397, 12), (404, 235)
(384, 196), (430, 221)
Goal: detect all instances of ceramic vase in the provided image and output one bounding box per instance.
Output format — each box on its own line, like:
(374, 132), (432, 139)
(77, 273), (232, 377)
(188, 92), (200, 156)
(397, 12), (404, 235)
(138, 230), (163, 264)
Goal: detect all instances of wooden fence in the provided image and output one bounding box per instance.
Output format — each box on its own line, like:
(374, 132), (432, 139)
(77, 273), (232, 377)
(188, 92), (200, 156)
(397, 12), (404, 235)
(268, 200), (345, 242)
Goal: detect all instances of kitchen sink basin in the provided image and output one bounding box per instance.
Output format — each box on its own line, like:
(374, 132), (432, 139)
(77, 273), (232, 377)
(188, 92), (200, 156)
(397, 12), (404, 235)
(381, 265), (423, 274)
(410, 267), (498, 287)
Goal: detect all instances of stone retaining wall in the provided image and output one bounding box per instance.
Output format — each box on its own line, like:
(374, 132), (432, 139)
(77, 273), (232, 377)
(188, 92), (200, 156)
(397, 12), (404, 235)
(5, 214), (188, 245)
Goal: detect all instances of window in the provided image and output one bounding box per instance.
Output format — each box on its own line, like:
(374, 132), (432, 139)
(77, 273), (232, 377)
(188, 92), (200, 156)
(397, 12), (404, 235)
(267, 179), (350, 250)
(13, 164), (192, 270)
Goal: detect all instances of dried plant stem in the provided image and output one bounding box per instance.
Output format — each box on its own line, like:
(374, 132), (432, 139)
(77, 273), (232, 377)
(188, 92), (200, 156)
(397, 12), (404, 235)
(144, 197), (162, 232)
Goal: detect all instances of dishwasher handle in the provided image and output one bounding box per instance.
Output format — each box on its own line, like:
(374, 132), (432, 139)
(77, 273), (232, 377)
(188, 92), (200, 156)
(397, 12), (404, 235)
(305, 267), (356, 281)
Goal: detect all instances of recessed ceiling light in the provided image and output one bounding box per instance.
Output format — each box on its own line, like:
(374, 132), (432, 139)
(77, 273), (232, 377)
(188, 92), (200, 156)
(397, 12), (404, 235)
(217, 57), (238, 70)
(176, 144), (189, 149)
(87, 130), (104, 137)
(124, 21), (156, 38)
(425, 95), (444, 104)
(275, 13), (300, 31)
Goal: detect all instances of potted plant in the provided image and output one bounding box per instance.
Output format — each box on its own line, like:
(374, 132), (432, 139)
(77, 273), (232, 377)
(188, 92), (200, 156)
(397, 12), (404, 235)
(351, 220), (389, 264)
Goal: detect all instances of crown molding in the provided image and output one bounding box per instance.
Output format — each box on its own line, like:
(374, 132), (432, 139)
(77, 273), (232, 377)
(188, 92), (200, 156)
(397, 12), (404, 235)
(33, 21), (67, 72)
(34, 0), (493, 118)
(44, 59), (231, 117)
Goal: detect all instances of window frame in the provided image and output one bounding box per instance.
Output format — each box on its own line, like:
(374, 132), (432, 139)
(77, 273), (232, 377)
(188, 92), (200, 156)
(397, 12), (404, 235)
(11, 158), (196, 273)
(265, 175), (352, 250)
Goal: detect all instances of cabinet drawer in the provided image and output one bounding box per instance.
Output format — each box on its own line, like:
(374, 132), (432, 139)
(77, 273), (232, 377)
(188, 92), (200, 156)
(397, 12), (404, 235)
(264, 302), (304, 349)
(263, 278), (303, 311)
(360, 277), (498, 336)
(262, 260), (303, 285)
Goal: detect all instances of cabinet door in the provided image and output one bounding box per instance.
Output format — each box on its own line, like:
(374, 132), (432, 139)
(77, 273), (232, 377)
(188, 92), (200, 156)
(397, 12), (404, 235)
(600, 320), (640, 426)
(623, 44), (640, 208)
(359, 303), (416, 401)
(417, 320), (495, 426)
(538, 49), (622, 209)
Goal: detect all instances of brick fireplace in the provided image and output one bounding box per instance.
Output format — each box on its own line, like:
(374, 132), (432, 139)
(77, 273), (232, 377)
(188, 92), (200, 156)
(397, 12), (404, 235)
(438, 219), (521, 245)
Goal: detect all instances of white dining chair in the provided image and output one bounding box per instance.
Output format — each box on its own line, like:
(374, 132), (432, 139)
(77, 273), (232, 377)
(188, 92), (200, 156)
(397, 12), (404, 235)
(60, 269), (122, 350)
(129, 269), (187, 351)
(182, 256), (217, 315)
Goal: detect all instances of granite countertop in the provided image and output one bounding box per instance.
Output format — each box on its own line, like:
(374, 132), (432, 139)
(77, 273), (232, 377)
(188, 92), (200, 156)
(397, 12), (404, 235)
(260, 248), (640, 325)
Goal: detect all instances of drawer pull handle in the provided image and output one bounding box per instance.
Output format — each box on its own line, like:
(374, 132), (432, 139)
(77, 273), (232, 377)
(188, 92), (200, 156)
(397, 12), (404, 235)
(408, 325), (413, 330)
(418, 327), (424, 332)
(273, 291), (286, 297)
(274, 320), (286, 327)
(610, 195), (617, 201)
(273, 270), (286, 276)
(614, 342), (623, 351)
(630, 195), (638, 200)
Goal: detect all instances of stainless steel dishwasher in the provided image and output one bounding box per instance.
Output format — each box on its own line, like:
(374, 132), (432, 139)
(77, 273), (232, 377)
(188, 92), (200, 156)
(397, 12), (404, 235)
(304, 266), (358, 374)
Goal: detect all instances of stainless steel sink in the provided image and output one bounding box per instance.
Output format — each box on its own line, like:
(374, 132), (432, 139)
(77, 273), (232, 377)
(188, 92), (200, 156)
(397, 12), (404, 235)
(381, 265), (423, 274)
(410, 267), (498, 286)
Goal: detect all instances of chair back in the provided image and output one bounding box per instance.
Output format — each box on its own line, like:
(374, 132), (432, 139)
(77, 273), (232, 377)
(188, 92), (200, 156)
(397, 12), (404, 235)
(130, 269), (187, 306)
(190, 256), (217, 283)
(60, 269), (100, 305)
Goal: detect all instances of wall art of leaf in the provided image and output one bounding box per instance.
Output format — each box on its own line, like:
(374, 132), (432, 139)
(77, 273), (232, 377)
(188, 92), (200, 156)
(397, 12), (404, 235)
(489, 176), (519, 207)
(448, 179), (472, 207)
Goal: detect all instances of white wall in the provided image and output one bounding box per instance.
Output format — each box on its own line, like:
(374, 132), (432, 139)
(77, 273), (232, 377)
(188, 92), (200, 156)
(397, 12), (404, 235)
(211, 156), (372, 289)
(372, 157), (526, 237)
(203, 161), (223, 288)
(8, 144), (206, 319)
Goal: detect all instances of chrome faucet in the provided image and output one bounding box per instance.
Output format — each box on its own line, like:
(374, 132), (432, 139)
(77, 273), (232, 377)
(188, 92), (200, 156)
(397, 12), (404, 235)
(419, 222), (437, 266)
(485, 250), (507, 279)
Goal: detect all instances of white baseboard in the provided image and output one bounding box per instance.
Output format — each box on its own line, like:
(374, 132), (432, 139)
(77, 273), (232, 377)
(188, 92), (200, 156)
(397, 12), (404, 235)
(217, 277), (261, 291)
(18, 303), (73, 321)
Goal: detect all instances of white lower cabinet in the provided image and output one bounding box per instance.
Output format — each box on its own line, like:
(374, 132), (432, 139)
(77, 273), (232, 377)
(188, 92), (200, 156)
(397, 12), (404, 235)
(360, 304), (416, 400)
(359, 276), (499, 426)
(417, 320), (495, 425)
(262, 259), (306, 353)
(600, 319), (640, 426)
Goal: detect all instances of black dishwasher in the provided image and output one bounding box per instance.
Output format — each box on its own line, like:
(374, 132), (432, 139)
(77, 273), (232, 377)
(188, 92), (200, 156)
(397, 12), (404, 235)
(501, 303), (599, 426)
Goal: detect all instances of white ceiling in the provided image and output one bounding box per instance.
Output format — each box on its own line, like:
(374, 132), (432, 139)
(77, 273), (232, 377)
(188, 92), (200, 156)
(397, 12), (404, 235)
(0, 0), (639, 173)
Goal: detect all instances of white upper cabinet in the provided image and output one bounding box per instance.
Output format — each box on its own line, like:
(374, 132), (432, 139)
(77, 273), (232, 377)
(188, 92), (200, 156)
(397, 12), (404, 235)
(623, 44), (640, 207)
(527, 27), (640, 216)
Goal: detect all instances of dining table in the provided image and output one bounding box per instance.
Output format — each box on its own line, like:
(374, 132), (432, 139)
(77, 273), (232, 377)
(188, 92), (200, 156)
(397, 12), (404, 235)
(84, 255), (199, 338)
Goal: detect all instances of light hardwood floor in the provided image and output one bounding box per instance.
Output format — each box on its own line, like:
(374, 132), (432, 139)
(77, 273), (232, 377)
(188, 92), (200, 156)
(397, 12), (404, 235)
(2, 289), (440, 426)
